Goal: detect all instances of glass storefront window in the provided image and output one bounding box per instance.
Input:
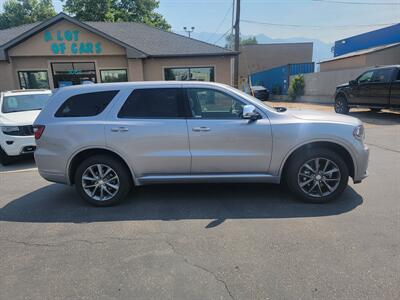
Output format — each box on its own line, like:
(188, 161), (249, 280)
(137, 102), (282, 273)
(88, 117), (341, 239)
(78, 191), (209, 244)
(18, 71), (50, 89)
(164, 67), (214, 82)
(100, 69), (128, 83)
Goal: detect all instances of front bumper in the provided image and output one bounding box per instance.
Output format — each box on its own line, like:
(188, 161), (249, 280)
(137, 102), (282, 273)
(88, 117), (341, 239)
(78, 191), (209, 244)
(0, 134), (36, 156)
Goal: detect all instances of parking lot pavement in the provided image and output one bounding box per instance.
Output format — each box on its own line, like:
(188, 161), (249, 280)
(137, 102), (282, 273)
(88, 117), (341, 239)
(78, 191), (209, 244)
(0, 107), (399, 300)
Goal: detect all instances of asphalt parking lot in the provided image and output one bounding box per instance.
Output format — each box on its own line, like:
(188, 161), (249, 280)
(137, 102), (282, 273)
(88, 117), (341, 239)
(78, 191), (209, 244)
(1, 105), (399, 300)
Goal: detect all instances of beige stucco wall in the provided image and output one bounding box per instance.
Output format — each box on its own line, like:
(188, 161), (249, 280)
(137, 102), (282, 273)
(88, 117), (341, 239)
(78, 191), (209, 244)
(8, 20), (126, 57)
(142, 56), (232, 85)
(239, 43), (313, 79)
(319, 55), (367, 72)
(0, 62), (16, 92)
(365, 46), (400, 66)
(319, 45), (400, 72)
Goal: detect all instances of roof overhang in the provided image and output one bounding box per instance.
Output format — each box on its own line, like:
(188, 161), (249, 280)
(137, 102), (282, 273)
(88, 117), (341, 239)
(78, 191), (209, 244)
(0, 13), (147, 61)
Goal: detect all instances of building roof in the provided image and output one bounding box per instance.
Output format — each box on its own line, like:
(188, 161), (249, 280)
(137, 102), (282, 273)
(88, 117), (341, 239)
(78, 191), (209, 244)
(319, 42), (400, 64)
(0, 13), (236, 60)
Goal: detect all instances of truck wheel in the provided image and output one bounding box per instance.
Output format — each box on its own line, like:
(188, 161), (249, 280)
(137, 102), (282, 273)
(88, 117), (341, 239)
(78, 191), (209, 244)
(286, 148), (349, 203)
(74, 155), (132, 206)
(335, 96), (349, 114)
(0, 147), (14, 166)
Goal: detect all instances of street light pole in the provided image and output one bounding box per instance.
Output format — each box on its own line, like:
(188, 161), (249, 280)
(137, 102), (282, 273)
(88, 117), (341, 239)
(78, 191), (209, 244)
(183, 26), (195, 38)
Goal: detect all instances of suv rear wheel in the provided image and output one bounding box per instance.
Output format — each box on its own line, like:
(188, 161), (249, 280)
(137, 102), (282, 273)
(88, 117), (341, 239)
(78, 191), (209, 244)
(0, 147), (14, 166)
(74, 155), (132, 206)
(335, 95), (349, 114)
(286, 148), (349, 203)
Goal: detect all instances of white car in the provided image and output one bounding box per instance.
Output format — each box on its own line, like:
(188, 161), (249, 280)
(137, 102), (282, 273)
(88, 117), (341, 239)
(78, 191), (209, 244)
(0, 89), (52, 165)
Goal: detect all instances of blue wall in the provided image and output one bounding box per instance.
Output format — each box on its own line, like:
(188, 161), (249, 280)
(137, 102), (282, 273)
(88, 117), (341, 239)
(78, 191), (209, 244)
(334, 23), (400, 57)
(250, 63), (314, 95)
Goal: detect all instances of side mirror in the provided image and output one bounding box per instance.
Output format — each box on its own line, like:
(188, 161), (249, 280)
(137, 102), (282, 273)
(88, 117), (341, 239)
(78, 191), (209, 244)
(242, 105), (260, 120)
(349, 80), (357, 86)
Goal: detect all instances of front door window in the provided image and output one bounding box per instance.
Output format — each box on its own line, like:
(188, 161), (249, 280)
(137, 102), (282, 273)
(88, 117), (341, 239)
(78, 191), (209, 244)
(51, 62), (97, 88)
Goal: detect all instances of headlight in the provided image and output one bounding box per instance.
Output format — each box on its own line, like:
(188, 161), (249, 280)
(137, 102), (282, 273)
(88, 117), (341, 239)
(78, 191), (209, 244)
(353, 125), (365, 141)
(1, 126), (21, 135)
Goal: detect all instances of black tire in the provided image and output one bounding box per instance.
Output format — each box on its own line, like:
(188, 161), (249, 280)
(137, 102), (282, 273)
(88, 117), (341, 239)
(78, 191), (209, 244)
(286, 148), (349, 203)
(335, 95), (349, 114)
(370, 108), (381, 112)
(0, 147), (14, 166)
(74, 155), (132, 206)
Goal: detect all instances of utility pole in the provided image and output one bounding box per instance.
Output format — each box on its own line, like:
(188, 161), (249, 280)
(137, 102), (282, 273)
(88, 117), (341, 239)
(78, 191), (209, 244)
(233, 0), (240, 88)
(183, 26), (195, 38)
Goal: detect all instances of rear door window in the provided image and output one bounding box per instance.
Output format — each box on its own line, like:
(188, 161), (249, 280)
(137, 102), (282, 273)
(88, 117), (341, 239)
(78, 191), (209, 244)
(118, 88), (184, 119)
(55, 91), (118, 117)
(371, 69), (393, 83)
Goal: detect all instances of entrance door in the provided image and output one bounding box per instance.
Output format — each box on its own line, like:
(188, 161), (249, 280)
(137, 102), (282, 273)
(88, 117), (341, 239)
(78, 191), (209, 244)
(51, 62), (97, 88)
(184, 87), (272, 174)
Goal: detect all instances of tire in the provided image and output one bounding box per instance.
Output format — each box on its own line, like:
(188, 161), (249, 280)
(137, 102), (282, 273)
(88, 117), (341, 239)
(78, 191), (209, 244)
(74, 155), (132, 206)
(335, 95), (349, 114)
(370, 108), (381, 112)
(0, 147), (14, 166)
(286, 148), (349, 203)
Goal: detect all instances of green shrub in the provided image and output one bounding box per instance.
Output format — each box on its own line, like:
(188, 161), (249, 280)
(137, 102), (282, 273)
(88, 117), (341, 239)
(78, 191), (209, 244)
(288, 75), (305, 100)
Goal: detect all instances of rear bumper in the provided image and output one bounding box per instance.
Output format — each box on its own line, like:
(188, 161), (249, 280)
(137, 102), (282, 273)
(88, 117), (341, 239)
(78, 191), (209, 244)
(34, 148), (69, 185)
(0, 135), (36, 156)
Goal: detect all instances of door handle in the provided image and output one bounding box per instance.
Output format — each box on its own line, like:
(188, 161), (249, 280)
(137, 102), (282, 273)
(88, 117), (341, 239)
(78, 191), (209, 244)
(111, 127), (129, 132)
(192, 126), (211, 132)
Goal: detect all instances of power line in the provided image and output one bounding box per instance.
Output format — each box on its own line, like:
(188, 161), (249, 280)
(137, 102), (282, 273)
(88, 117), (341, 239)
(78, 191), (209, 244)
(213, 27), (232, 45)
(206, 3), (233, 42)
(241, 19), (399, 29)
(312, 0), (400, 5)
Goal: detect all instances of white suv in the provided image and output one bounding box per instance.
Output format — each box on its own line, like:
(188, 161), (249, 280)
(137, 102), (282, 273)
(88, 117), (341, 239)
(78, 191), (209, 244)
(0, 89), (52, 165)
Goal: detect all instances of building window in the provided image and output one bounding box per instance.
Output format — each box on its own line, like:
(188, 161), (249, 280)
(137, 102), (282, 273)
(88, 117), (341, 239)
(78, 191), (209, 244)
(18, 71), (50, 89)
(164, 67), (215, 82)
(100, 69), (128, 83)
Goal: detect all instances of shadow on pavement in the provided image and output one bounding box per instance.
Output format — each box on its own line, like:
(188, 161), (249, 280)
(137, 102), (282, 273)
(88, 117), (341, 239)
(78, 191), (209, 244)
(0, 156), (36, 172)
(0, 182), (363, 227)
(349, 110), (400, 126)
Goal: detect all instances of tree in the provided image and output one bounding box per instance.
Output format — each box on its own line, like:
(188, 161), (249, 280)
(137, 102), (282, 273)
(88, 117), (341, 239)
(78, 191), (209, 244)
(0, 0), (56, 29)
(241, 36), (258, 45)
(63, 0), (171, 30)
(225, 34), (258, 48)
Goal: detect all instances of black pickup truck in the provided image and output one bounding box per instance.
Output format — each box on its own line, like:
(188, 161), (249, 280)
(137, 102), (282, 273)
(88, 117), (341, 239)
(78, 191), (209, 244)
(334, 65), (400, 114)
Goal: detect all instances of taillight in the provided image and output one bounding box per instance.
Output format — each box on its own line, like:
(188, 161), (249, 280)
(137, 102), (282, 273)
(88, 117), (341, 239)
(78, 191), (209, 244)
(33, 125), (45, 140)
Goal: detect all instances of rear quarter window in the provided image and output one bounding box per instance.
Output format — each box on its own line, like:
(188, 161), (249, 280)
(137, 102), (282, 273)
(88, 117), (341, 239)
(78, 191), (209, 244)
(55, 91), (118, 117)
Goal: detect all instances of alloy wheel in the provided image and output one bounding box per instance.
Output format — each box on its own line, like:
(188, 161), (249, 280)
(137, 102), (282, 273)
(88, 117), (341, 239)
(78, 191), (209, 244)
(297, 158), (341, 198)
(81, 164), (120, 201)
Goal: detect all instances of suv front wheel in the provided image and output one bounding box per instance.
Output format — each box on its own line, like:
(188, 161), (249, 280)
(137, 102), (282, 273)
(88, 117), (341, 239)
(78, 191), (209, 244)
(286, 148), (349, 203)
(74, 155), (132, 206)
(335, 95), (349, 114)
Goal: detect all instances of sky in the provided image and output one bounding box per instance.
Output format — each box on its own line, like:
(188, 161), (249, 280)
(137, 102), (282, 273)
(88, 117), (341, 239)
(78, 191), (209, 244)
(1, 0), (400, 43)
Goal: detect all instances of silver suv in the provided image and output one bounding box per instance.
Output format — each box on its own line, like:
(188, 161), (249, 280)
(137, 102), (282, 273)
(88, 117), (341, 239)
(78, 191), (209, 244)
(34, 82), (369, 206)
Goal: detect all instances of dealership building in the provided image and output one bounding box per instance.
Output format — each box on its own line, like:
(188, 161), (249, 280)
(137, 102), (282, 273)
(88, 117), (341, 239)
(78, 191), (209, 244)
(0, 13), (236, 91)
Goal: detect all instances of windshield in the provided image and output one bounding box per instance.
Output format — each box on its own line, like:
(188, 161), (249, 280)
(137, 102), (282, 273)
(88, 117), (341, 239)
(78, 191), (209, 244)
(1, 93), (51, 113)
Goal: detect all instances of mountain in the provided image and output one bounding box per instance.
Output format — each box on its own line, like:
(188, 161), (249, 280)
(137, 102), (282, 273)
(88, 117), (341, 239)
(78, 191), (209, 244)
(176, 31), (334, 65)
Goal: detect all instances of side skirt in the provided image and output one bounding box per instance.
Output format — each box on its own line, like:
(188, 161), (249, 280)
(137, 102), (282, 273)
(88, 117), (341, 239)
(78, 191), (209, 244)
(136, 173), (281, 185)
